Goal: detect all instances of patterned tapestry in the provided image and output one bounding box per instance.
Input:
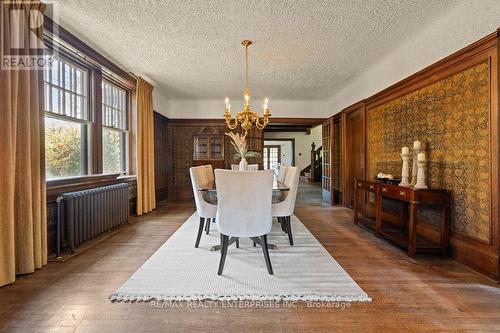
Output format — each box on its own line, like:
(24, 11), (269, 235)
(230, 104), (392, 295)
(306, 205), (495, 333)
(367, 61), (491, 241)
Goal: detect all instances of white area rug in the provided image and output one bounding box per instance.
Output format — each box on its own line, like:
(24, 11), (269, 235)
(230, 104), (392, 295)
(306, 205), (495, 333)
(110, 213), (371, 302)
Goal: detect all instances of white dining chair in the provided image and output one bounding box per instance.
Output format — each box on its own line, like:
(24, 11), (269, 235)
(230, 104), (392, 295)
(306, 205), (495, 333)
(201, 164), (216, 232)
(203, 164), (214, 185)
(190, 166), (217, 247)
(272, 166), (300, 246)
(231, 163), (259, 171)
(277, 165), (288, 183)
(215, 169), (275, 275)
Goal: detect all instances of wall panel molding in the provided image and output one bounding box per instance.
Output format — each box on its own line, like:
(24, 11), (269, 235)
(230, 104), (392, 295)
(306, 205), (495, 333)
(331, 31), (499, 281)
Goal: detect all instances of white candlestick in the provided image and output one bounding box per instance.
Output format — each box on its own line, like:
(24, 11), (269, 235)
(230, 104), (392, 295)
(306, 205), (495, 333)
(411, 146), (420, 186)
(413, 140), (422, 149)
(414, 159), (428, 189)
(417, 152), (426, 162)
(402, 146), (410, 155)
(399, 152), (411, 187)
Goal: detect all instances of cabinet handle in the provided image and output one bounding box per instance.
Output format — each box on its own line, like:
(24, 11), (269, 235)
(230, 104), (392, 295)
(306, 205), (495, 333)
(369, 185), (374, 190)
(357, 182), (362, 187)
(399, 191), (406, 196)
(382, 187), (387, 192)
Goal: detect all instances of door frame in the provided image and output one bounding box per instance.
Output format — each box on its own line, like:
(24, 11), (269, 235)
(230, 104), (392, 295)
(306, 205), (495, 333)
(263, 138), (296, 166)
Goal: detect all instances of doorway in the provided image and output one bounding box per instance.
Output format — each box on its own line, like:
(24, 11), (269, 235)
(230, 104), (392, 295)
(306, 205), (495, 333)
(263, 145), (281, 170)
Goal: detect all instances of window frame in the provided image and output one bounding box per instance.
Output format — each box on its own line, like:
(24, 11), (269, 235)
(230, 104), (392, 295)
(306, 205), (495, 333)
(101, 78), (130, 174)
(43, 54), (92, 179)
(43, 24), (136, 187)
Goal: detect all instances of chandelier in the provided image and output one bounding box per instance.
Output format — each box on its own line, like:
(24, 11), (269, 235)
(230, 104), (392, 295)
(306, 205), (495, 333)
(224, 40), (271, 134)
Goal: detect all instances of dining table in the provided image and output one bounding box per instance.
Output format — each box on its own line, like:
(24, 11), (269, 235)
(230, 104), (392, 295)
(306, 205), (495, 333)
(198, 180), (289, 251)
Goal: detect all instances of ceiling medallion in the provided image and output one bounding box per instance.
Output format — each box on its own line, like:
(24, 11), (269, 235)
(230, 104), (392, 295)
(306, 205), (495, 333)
(224, 40), (271, 134)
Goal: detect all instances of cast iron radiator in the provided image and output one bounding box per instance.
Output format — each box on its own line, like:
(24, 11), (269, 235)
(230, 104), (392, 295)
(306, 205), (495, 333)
(56, 183), (129, 256)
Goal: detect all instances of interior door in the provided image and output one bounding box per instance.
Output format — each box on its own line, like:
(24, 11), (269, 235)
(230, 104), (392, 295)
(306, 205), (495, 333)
(345, 107), (365, 208)
(322, 117), (333, 204)
(263, 145), (281, 170)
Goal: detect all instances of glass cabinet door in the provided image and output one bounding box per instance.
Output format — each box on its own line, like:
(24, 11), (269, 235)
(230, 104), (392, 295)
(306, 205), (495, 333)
(193, 134), (224, 161)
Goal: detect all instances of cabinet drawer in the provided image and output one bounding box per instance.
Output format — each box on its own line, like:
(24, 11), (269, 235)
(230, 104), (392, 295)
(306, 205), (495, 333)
(380, 185), (411, 201)
(356, 181), (378, 192)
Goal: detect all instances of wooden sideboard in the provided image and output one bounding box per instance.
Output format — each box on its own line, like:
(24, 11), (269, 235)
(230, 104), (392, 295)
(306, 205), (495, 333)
(353, 179), (451, 258)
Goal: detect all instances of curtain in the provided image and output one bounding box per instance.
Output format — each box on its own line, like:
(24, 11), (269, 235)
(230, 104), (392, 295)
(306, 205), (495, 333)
(136, 77), (156, 216)
(0, 0), (47, 287)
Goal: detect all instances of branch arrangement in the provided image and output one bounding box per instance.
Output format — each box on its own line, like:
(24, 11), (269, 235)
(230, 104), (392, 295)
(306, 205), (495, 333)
(225, 132), (261, 160)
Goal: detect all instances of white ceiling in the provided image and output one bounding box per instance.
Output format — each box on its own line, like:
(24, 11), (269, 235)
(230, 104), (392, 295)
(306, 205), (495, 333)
(52, 0), (459, 100)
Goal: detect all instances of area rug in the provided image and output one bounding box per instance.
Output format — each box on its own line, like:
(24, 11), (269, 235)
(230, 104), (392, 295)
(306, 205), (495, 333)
(110, 213), (371, 302)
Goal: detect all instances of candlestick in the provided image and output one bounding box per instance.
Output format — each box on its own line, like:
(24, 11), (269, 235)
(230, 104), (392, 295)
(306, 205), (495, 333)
(402, 146), (410, 155)
(411, 147), (420, 186)
(414, 159), (428, 189)
(399, 151), (411, 187)
(417, 152), (426, 162)
(413, 140), (421, 149)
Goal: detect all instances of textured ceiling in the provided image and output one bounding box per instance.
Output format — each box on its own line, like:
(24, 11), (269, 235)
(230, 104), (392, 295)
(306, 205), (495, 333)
(52, 0), (459, 100)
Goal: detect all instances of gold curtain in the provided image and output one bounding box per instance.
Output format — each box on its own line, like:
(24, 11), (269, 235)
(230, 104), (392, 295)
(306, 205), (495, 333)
(0, 0), (47, 287)
(136, 77), (156, 215)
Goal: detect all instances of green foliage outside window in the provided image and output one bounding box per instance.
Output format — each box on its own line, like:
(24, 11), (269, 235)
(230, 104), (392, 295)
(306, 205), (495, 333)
(45, 118), (82, 178)
(103, 128), (124, 174)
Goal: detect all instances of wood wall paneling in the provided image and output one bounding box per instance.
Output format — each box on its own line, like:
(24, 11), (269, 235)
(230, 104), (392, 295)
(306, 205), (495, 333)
(166, 122), (264, 200)
(154, 112), (169, 202)
(332, 116), (343, 204)
(344, 104), (365, 209)
(330, 31), (499, 281)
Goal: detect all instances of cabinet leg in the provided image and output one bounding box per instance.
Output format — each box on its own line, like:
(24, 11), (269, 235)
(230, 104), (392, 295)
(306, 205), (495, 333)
(408, 202), (417, 257)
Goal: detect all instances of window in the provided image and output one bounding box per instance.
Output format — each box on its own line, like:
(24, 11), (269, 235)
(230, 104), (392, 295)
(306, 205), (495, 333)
(44, 56), (89, 179)
(102, 81), (128, 174)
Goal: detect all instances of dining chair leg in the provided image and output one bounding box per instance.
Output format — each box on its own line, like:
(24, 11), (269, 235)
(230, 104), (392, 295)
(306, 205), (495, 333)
(260, 235), (273, 275)
(279, 217), (287, 232)
(195, 217), (205, 248)
(236, 238), (240, 248)
(286, 216), (294, 246)
(205, 218), (211, 234)
(253, 241), (256, 247)
(217, 234), (229, 275)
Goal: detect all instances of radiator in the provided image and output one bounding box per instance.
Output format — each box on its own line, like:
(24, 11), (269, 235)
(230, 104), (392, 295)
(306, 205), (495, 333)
(57, 183), (129, 256)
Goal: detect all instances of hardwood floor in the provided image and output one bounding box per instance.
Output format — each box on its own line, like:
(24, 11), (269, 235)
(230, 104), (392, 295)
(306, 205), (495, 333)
(0, 184), (499, 332)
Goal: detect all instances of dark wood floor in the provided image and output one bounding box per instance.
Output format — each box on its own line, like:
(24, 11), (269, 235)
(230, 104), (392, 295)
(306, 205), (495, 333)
(1, 184), (499, 332)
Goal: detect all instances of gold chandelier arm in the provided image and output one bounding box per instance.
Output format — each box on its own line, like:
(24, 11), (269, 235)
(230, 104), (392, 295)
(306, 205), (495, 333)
(254, 116), (269, 130)
(225, 117), (239, 130)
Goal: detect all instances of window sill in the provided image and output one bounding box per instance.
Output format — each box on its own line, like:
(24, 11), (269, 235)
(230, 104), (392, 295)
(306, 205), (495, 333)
(46, 173), (137, 202)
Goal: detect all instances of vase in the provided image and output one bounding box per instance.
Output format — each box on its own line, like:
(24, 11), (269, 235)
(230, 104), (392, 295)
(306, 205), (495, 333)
(239, 157), (248, 171)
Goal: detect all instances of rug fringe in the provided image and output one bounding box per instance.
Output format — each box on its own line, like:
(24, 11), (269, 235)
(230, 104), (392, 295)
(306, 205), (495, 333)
(109, 293), (372, 303)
